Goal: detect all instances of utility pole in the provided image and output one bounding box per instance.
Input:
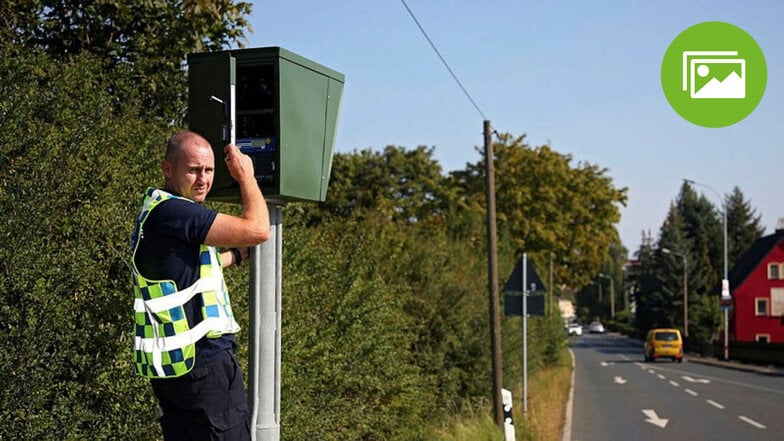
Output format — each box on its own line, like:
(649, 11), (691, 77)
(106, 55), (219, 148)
(549, 253), (554, 317)
(484, 120), (503, 427)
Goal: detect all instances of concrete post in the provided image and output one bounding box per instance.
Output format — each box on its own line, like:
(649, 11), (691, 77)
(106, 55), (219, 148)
(248, 202), (283, 441)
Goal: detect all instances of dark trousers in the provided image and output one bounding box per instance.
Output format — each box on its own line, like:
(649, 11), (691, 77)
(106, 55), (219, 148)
(151, 350), (250, 441)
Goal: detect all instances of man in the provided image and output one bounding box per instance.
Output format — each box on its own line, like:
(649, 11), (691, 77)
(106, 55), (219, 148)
(130, 131), (270, 440)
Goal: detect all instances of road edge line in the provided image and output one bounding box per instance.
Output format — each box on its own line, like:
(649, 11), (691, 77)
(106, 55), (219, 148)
(562, 347), (576, 441)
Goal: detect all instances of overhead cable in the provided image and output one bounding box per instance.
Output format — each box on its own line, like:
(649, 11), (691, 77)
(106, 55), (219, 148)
(399, 0), (488, 121)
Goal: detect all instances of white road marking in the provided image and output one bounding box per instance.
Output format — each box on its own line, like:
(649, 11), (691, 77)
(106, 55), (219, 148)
(739, 416), (766, 429)
(685, 388), (698, 396)
(614, 376), (627, 384)
(669, 380), (679, 387)
(642, 409), (668, 428)
(682, 375), (711, 384)
(706, 399), (725, 409)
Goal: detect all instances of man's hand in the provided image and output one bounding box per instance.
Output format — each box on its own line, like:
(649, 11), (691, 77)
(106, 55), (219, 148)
(205, 145), (270, 248)
(223, 144), (255, 184)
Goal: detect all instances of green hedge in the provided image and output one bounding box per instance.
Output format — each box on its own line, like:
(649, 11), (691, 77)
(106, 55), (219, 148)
(0, 49), (566, 440)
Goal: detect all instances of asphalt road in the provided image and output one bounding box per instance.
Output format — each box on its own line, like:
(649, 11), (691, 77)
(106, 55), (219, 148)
(565, 332), (784, 441)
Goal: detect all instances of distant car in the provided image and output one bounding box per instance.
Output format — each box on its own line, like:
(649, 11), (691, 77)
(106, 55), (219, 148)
(566, 323), (583, 336)
(588, 321), (605, 334)
(644, 328), (683, 362)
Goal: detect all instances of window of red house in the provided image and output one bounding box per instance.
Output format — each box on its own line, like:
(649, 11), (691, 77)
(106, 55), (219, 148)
(771, 288), (784, 316)
(768, 263), (783, 279)
(755, 298), (768, 316)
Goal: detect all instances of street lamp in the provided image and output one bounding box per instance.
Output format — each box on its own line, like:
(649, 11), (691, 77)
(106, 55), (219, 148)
(589, 281), (602, 301)
(683, 178), (730, 359)
(661, 248), (688, 339)
(597, 273), (615, 319)
(588, 281), (603, 321)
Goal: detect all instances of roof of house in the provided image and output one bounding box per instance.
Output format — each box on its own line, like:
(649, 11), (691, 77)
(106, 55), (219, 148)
(728, 229), (784, 291)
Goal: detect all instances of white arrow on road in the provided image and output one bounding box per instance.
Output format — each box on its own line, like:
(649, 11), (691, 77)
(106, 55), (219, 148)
(682, 375), (710, 384)
(614, 376), (627, 384)
(642, 409), (668, 428)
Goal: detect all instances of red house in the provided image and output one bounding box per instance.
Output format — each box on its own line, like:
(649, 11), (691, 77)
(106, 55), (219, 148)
(729, 225), (784, 343)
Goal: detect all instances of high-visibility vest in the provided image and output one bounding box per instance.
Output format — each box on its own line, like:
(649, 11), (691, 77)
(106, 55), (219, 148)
(131, 188), (240, 378)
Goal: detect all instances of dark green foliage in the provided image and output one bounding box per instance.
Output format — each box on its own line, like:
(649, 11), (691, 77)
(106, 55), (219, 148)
(300, 145), (456, 226)
(2, 0), (253, 120)
(280, 217), (429, 440)
(450, 134), (627, 288)
(725, 186), (765, 270)
(677, 183), (724, 288)
(633, 182), (765, 349)
(0, 48), (169, 439)
(278, 211), (509, 440)
(0, 5), (598, 438)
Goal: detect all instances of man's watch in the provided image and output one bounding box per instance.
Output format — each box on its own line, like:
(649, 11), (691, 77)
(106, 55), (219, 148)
(230, 248), (242, 266)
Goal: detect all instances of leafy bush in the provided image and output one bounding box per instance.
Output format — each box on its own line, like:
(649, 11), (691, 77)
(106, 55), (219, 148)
(0, 46), (575, 441)
(0, 48), (168, 439)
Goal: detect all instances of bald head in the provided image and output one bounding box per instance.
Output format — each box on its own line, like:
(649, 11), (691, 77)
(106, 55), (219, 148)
(166, 131), (211, 162)
(162, 131), (215, 202)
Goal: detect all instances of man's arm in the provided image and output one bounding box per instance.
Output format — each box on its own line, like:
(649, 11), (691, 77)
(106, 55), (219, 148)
(205, 144), (270, 248)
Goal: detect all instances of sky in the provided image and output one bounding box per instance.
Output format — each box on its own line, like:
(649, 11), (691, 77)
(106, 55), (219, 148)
(240, 1), (783, 253)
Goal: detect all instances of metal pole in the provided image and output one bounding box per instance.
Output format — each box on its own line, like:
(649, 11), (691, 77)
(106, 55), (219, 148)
(722, 207), (729, 360)
(724, 309), (729, 360)
(522, 253), (528, 415)
(483, 120), (503, 427)
(248, 202), (282, 441)
(722, 204), (728, 280)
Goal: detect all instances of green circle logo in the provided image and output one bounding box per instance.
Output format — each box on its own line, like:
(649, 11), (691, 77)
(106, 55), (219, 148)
(661, 21), (767, 128)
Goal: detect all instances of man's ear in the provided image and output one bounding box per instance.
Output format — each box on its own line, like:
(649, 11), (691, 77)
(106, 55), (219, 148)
(161, 159), (172, 179)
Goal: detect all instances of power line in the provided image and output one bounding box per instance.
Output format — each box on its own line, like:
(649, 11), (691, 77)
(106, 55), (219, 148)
(399, 0), (488, 121)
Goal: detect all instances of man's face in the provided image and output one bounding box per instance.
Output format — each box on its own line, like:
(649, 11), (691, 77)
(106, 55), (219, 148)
(162, 141), (215, 203)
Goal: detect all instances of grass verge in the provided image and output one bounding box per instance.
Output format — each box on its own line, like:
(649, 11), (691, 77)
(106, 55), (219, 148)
(429, 346), (573, 441)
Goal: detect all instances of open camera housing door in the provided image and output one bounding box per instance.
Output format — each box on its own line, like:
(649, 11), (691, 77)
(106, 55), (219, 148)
(188, 47), (344, 203)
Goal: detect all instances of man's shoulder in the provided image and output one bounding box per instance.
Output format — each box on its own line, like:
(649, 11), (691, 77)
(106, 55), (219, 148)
(155, 197), (211, 217)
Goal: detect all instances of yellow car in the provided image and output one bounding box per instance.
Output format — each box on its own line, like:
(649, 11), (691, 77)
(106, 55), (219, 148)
(644, 328), (683, 362)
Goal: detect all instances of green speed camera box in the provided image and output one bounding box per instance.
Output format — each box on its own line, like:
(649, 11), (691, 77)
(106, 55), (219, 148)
(187, 47), (344, 203)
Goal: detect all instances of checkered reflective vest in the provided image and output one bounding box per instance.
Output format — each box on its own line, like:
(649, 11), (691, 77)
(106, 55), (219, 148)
(131, 188), (240, 378)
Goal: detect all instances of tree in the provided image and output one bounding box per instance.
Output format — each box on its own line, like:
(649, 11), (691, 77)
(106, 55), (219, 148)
(633, 232), (666, 333)
(656, 205), (694, 330)
(450, 133), (627, 288)
(677, 182), (723, 290)
(635, 183), (766, 352)
(301, 145), (457, 227)
(2, 0), (253, 119)
(725, 186), (765, 268)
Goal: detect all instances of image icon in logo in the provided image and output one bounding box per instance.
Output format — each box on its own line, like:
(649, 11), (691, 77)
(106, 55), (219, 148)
(683, 51), (745, 99)
(661, 21), (766, 128)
